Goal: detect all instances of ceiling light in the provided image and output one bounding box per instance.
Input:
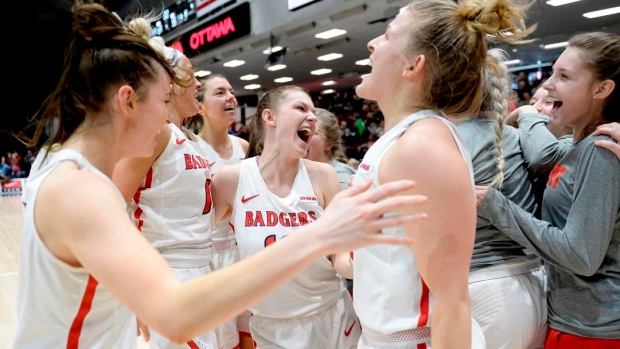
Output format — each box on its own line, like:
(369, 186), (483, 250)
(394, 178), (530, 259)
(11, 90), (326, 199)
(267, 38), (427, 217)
(543, 41), (569, 49)
(315, 29), (347, 40)
(274, 77), (293, 83)
(240, 74), (259, 81)
(583, 6), (620, 18)
(311, 68), (332, 75)
(504, 59), (521, 65)
(355, 59), (370, 66)
(267, 64), (287, 71)
(244, 84), (261, 90)
(546, 0), (580, 6)
(223, 60), (245, 68)
(321, 89), (337, 95)
(194, 70), (211, 78)
(322, 81), (336, 86)
(263, 46), (283, 55)
(318, 53), (343, 61)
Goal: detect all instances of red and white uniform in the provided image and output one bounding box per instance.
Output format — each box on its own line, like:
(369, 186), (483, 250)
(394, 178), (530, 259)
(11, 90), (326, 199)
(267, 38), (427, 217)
(230, 157), (359, 348)
(197, 135), (247, 349)
(352, 110), (482, 349)
(130, 123), (218, 349)
(14, 149), (136, 349)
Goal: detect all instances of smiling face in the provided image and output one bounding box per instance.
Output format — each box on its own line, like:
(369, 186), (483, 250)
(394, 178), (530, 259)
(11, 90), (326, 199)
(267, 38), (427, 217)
(198, 76), (237, 126)
(267, 90), (317, 157)
(170, 55), (202, 125)
(542, 46), (601, 130)
(530, 87), (554, 116)
(356, 8), (412, 105)
(131, 63), (172, 157)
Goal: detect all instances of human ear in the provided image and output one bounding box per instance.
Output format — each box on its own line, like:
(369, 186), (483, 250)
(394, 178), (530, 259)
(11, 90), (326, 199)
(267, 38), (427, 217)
(403, 55), (425, 82)
(115, 85), (136, 116)
(262, 109), (276, 126)
(594, 79), (615, 100)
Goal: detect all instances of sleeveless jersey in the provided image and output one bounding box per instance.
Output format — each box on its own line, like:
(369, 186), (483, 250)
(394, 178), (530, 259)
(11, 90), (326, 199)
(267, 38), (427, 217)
(129, 123), (214, 253)
(197, 135), (246, 250)
(14, 149), (136, 349)
(352, 110), (475, 334)
(230, 157), (347, 318)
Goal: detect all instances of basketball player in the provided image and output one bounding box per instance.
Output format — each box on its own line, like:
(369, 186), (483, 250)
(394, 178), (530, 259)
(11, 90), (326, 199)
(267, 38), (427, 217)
(194, 74), (252, 349)
(13, 4), (428, 348)
(349, 0), (533, 348)
(211, 86), (361, 349)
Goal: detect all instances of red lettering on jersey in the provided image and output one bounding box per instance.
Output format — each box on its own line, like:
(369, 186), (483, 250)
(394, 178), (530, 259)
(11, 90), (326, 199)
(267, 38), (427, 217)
(266, 211), (278, 226)
(279, 212), (291, 227)
(299, 196), (317, 201)
(184, 154), (193, 169)
(245, 212), (254, 226)
(547, 164), (567, 189)
(254, 211), (265, 226)
(308, 211), (317, 221)
(359, 163), (370, 171)
(298, 212), (308, 225)
(288, 213), (300, 227)
(264, 234), (276, 247)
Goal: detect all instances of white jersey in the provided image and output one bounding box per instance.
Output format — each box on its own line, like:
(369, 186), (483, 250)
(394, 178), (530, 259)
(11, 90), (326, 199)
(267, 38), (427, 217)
(352, 110), (475, 334)
(14, 149), (136, 349)
(230, 157), (348, 318)
(129, 123), (214, 254)
(197, 135), (246, 251)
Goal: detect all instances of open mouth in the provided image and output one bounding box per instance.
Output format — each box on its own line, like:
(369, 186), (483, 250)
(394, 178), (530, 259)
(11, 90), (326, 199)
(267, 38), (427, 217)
(224, 106), (236, 112)
(548, 97), (563, 112)
(297, 128), (313, 143)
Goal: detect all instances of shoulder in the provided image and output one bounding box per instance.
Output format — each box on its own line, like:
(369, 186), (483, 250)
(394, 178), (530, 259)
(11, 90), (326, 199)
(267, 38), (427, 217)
(234, 136), (250, 153)
(303, 159), (337, 178)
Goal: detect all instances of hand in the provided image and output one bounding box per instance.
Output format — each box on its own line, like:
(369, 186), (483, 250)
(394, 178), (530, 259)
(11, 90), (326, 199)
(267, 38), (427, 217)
(137, 318), (150, 342)
(505, 105), (538, 128)
(475, 185), (488, 208)
(592, 122), (620, 160)
(313, 179), (428, 253)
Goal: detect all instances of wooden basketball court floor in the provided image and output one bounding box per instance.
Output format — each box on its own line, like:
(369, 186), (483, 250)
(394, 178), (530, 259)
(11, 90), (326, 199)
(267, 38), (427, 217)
(0, 195), (149, 349)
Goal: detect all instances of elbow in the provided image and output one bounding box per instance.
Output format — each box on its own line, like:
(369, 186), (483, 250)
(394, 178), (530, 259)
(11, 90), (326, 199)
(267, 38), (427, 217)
(151, 318), (209, 344)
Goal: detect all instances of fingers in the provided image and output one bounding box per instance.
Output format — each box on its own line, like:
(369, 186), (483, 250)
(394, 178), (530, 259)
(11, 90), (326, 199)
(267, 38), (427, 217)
(339, 178), (372, 198)
(593, 123), (620, 140)
(594, 140), (620, 159)
(364, 211), (428, 234)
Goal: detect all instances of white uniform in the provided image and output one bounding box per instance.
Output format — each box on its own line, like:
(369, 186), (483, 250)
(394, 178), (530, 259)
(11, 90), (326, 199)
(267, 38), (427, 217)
(230, 157), (360, 348)
(129, 123), (218, 349)
(197, 135), (247, 349)
(14, 149), (136, 349)
(351, 110), (485, 349)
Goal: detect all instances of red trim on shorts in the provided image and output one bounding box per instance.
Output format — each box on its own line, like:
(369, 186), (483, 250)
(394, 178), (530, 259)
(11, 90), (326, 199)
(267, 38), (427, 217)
(66, 275), (99, 349)
(416, 279), (430, 327)
(239, 331), (252, 338)
(187, 340), (200, 349)
(229, 222), (235, 232)
(417, 343), (427, 349)
(545, 327), (620, 349)
(132, 168), (153, 232)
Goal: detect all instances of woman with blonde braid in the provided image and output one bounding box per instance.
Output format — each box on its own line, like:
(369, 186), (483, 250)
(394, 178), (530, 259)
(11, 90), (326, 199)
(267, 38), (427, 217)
(454, 49), (546, 349)
(350, 0), (534, 348)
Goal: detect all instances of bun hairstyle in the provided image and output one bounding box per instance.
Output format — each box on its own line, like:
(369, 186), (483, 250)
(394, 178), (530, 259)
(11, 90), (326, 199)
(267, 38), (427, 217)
(402, 0), (535, 118)
(17, 3), (176, 156)
(127, 15), (191, 88)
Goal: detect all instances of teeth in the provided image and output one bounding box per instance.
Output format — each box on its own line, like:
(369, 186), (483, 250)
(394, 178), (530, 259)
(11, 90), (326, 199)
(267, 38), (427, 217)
(547, 97), (561, 103)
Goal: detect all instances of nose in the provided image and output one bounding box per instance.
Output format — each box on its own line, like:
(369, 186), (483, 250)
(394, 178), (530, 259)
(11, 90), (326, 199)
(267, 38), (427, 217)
(542, 77), (553, 91)
(195, 77), (202, 90)
(367, 36), (378, 53)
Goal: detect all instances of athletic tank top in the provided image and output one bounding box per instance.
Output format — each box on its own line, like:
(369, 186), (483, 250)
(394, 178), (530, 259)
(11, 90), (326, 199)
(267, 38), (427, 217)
(129, 123), (214, 253)
(230, 157), (347, 318)
(14, 149), (136, 349)
(197, 135), (246, 250)
(352, 110), (475, 334)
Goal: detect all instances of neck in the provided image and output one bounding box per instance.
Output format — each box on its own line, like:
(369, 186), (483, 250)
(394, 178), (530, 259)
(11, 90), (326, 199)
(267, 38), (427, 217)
(62, 122), (121, 177)
(199, 117), (232, 153)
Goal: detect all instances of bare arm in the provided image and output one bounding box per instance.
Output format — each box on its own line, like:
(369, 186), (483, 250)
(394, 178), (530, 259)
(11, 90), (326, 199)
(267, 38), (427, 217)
(236, 136), (250, 154)
(381, 119), (475, 349)
(112, 125), (170, 203)
(211, 163), (240, 223)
